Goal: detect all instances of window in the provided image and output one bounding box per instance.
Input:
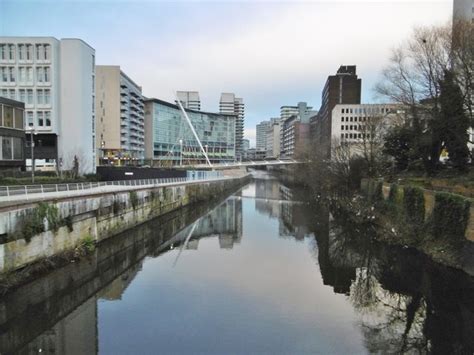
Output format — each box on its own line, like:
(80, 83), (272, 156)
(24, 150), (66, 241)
(8, 45), (15, 60)
(37, 89), (44, 104)
(44, 67), (50, 82)
(26, 44), (33, 61)
(341, 125), (344, 130)
(14, 108), (23, 129)
(37, 67), (44, 83)
(0, 45), (5, 60)
(26, 111), (34, 127)
(19, 89), (27, 103)
(18, 44), (25, 60)
(36, 44), (43, 61)
(27, 89), (34, 105)
(0, 67), (8, 82)
(18, 67), (26, 82)
(27, 67), (33, 82)
(44, 89), (50, 104)
(37, 111), (44, 126)
(2, 137), (12, 160)
(44, 44), (50, 60)
(3, 105), (14, 127)
(45, 111), (51, 126)
(8, 67), (15, 82)
(12, 137), (23, 160)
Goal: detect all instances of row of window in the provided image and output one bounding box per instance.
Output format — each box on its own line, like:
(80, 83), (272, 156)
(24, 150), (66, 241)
(341, 133), (371, 140)
(0, 136), (24, 161)
(341, 116), (370, 123)
(25, 111), (52, 127)
(341, 125), (364, 131)
(0, 66), (51, 84)
(0, 104), (24, 129)
(1, 88), (51, 106)
(340, 107), (391, 115)
(0, 44), (51, 62)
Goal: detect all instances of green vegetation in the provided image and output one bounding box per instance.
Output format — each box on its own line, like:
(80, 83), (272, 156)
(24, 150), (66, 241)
(0, 173), (101, 186)
(432, 192), (471, 243)
(403, 186), (425, 225)
(129, 191), (139, 209)
(81, 235), (96, 253)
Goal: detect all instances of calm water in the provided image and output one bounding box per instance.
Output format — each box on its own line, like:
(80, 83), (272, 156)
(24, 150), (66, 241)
(3, 174), (474, 354)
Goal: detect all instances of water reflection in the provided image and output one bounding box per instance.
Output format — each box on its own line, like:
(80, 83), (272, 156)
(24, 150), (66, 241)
(2, 176), (474, 354)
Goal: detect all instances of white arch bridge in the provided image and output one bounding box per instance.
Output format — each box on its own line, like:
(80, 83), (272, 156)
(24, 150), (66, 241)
(180, 159), (304, 170)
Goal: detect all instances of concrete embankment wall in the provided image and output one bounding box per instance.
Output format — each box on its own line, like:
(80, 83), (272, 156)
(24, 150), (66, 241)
(361, 179), (474, 241)
(0, 175), (250, 273)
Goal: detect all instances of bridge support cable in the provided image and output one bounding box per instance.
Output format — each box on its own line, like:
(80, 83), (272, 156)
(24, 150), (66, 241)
(175, 93), (213, 168)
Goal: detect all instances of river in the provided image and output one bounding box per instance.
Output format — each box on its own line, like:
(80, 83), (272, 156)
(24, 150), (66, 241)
(2, 173), (474, 354)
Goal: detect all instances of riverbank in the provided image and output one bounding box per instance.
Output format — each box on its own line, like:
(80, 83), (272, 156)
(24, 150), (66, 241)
(0, 174), (250, 275)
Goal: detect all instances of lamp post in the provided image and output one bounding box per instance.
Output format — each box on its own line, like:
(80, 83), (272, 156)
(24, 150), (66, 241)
(179, 139), (183, 166)
(27, 127), (36, 184)
(205, 144), (208, 164)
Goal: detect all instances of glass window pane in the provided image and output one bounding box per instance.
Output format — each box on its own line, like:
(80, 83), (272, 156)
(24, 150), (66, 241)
(13, 137), (23, 160)
(3, 106), (13, 127)
(2, 137), (12, 160)
(14, 108), (23, 129)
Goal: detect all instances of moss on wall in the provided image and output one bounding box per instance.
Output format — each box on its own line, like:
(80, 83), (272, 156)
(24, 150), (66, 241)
(432, 192), (471, 242)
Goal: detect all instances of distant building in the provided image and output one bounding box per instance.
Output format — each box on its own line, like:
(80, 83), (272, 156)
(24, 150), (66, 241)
(453, 0), (474, 21)
(177, 91), (201, 111)
(95, 66), (145, 166)
(280, 102), (316, 123)
(0, 97), (25, 170)
(280, 115), (310, 158)
(242, 138), (250, 151)
(0, 37), (96, 173)
(311, 65), (361, 158)
(266, 118), (281, 159)
(219, 93), (244, 160)
(330, 103), (405, 158)
(256, 120), (271, 151)
(144, 98), (236, 166)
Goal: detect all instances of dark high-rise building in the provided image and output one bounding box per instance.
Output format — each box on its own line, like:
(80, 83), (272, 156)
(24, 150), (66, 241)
(311, 65), (361, 157)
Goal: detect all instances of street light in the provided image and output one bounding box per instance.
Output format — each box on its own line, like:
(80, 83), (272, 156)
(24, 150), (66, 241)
(27, 127), (36, 184)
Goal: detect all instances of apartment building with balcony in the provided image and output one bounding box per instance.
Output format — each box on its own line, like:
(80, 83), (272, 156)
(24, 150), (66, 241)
(0, 37), (96, 173)
(96, 66), (144, 166)
(177, 91), (201, 111)
(219, 93), (244, 160)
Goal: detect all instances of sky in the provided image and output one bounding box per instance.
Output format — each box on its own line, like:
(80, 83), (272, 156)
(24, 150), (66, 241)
(0, 0), (453, 147)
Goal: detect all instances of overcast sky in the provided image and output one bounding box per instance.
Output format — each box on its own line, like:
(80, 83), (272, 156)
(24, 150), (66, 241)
(1, 0), (452, 147)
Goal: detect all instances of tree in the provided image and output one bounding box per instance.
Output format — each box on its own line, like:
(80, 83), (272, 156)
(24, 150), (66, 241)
(383, 124), (414, 171)
(439, 70), (470, 170)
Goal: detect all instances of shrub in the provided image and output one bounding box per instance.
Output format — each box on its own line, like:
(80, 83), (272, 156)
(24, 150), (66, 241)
(432, 192), (471, 242)
(388, 183), (398, 203)
(403, 186), (425, 225)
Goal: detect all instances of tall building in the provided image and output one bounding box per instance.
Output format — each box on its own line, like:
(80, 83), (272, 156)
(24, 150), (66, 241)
(280, 102), (316, 123)
(256, 120), (271, 151)
(144, 98), (236, 166)
(95, 66), (145, 166)
(177, 91), (201, 111)
(219, 93), (244, 160)
(280, 115), (310, 158)
(266, 119), (281, 159)
(0, 97), (25, 170)
(453, 0), (474, 21)
(311, 65), (362, 157)
(0, 37), (96, 173)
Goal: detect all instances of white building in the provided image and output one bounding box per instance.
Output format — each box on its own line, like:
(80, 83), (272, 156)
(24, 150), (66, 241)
(220, 93), (244, 160)
(96, 66), (145, 166)
(266, 119), (281, 159)
(177, 91), (201, 111)
(0, 37), (96, 173)
(280, 102), (316, 123)
(330, 103), (404, 158)
(256, 120), (270, 152)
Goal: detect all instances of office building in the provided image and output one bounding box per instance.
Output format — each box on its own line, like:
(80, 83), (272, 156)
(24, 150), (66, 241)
(266, 118), (281, 159)
(330, 103), (404, 158)
(177, 91), (201, 111)
(144, 98), (236, 166)
(280, 102), (316, 123)
(311, 65), (362, 157)
(219, 93), (244, 159)
(0, 97), (25, 170)
(0, 37), (96, 173)
(256, 120), (271, 152)
(95, 66), (145, 166)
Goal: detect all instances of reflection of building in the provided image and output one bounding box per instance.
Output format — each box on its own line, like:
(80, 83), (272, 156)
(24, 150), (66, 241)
(96, 66), (145, 166)
(0, 97), (25, 170)
(144, 98), (236, 165)
(99, 263), (142, 300)
(20, 297), (98, 354)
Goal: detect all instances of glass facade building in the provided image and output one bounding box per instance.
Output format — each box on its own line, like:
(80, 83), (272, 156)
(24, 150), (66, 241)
(145, 98), (236, 166)
(0, 96), (25, 170)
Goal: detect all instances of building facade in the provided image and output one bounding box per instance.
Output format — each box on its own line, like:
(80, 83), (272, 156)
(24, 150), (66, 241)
(0, 37), (96, 173)
(280, 102), (316, 123)
(144, 98), (236, 166)
(266, 118), (281, 159)
(177, 91), (201, 111)
(311, 65), (362, 158)
(330, 103), (404, 158)
(219, 93), (244, 160)
(280, 115), (310, 158)
(453, 0), (474, 21)
(95, 66), (145, 166)
(256, 120), (270, 152)
(0, 97), (25, 170)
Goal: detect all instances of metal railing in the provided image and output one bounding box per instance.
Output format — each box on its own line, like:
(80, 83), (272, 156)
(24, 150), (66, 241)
(0, 174), (230, 202)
